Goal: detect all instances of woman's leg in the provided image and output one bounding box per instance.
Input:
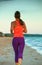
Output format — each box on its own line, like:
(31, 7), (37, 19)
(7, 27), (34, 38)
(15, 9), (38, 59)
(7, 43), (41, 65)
(15, 62), (18, 65)
(18, 38), (25, 65)
(18, 58), (22, 65)
(12, 38), (18, 65)
(15, 58), (22, 65)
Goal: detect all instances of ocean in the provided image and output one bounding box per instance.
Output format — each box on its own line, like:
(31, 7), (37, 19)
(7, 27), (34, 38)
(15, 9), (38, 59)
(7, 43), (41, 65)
(25, 35), (42, 55)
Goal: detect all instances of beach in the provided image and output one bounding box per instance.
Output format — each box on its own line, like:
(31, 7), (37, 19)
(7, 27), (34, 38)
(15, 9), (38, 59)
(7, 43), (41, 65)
(0, 37), (42, 65)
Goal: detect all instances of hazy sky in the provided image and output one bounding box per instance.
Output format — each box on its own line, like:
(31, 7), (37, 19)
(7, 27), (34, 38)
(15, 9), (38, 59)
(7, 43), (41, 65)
(0, 0), (42, 34)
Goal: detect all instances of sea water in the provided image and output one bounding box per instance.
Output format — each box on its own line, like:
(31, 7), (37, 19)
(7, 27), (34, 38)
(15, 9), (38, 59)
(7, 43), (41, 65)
(25, 36), (42, 55)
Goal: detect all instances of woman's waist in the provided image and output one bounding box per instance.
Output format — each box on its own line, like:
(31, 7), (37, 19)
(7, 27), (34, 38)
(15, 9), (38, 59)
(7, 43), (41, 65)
(13, 33), (24, 37)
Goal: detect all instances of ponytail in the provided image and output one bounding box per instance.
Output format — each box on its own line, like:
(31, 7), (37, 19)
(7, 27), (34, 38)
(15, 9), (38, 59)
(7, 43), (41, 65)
(19, 19), (24, 25)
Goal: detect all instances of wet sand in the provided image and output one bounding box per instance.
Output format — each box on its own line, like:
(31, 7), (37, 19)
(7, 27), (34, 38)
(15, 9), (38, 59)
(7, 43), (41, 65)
(0, 37), (42, 65)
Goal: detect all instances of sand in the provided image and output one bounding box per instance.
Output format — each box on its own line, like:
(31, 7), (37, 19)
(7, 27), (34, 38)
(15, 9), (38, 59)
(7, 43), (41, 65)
(0, 37), (42, 65)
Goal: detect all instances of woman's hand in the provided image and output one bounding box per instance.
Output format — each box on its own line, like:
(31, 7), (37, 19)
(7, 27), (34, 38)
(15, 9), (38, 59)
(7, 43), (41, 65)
(23, 22), (27, 33)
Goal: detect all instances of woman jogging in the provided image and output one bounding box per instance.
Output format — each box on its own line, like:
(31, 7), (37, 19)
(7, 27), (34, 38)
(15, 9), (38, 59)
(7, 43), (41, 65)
(10, 11), (27, 65)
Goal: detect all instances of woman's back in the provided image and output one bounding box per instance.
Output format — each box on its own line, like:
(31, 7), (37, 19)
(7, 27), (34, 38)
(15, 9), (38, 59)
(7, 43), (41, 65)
(13, 20), (24, 37)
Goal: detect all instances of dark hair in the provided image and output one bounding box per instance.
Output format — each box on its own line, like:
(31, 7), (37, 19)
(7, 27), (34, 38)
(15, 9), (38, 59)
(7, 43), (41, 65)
(15, 11), (20, 19)
(14, 11), (24, 25)
(19, 19), (24, 25)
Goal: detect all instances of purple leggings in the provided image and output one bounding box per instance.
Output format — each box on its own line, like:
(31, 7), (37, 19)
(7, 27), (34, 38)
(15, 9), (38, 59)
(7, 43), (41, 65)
(12, 37), (25, 62)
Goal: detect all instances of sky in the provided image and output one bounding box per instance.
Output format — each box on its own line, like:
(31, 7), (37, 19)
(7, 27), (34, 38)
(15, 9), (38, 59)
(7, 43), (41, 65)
(0, 0), (42, 34)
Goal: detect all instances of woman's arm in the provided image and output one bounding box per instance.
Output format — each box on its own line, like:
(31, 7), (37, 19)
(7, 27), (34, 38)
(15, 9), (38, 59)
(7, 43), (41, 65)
(10, 22), (14, 34)
(23, 22), (27, 33)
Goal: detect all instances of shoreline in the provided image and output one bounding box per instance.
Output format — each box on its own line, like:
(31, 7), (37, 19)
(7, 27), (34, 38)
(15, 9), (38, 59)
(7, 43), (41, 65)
(0, 37), (42, 65)
(26, 44), (42, 55)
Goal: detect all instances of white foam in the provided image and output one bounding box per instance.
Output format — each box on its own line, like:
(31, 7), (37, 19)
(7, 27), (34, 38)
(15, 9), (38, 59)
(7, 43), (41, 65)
(25, 43), (42, 55)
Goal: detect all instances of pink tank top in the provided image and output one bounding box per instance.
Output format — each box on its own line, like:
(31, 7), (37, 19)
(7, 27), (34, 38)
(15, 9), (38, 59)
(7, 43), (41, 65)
(13, 20), (24, 37)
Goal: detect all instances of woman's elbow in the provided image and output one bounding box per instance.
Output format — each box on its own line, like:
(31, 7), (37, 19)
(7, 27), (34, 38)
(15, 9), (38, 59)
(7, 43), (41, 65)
(24, 29), (27, 33)
(25, 30), (27, 33)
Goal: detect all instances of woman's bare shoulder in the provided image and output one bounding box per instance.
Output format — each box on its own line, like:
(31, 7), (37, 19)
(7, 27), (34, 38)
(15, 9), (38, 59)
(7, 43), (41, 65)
(11, 21), (15, 25)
